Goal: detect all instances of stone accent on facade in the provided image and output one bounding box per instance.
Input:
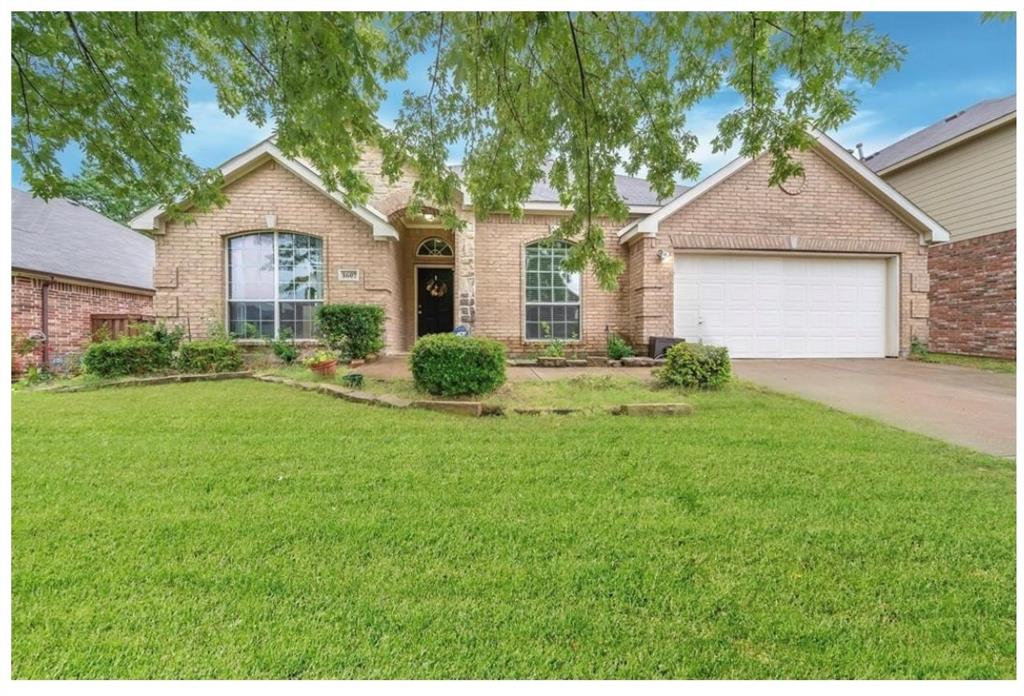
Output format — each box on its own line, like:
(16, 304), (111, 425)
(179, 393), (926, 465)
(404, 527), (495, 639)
(927, 229), (1016, 358)
(629, 149), (931, 355)
(456, 218), (477, 329)
(11, 274), (153, 374)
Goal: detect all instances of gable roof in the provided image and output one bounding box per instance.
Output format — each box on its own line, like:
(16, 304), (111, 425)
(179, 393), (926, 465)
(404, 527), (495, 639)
(450, 163), (688, 212)
(617, 130), (951, 245)
(129, 139), (398, 240)
(12, 188), (155, 291)
(864, 94), (1016, 174)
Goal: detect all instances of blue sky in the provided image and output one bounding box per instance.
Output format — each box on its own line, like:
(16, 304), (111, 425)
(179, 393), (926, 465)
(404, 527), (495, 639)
(11, 11), (1016, 189)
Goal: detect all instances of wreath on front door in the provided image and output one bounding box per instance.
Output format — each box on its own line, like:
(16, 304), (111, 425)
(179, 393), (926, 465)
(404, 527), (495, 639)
(425, 275), (449, 298)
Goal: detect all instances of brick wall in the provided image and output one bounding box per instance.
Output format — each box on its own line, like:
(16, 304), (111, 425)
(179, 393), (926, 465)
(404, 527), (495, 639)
(632, 148), (930, 355)
(474, 214), (631, 353)
(155, 160), (406, 352)
(11, 275), (153, 375)
(927, 229), (1016, 358)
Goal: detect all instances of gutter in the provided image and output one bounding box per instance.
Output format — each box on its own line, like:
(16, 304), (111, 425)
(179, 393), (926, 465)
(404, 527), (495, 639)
(40, 278), (50, 368)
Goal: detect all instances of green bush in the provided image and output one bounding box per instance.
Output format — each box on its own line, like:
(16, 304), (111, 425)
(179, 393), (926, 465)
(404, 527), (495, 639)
(176, 340), (244, 373)
(135, 321), (185, 358)
(269, 329), (299, 364)
(316, 304), (385, 359)
(82, 338), (171, 377)
(606, 333), (635, 360)
(409, 334), (507, 396)
(656, 342), (731, 390)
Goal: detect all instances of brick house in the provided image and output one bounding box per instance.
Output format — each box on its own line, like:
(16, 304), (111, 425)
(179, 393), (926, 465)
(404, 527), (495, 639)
(129, 131), (948, 358)
(865, 94), (1016, 359)
(12, 189), (155, 374)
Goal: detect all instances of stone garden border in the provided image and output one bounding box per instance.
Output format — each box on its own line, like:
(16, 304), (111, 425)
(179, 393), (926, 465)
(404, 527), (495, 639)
(33, 371), (254, 393)
(29, 370), (693, 418)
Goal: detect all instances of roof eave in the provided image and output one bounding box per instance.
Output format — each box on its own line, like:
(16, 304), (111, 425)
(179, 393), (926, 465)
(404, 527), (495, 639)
(874, 111), (1017, 176)
(129, 140), (399, 240)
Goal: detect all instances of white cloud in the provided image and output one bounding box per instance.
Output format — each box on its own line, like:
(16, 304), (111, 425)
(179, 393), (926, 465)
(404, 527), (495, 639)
(181, 101), (275, 168)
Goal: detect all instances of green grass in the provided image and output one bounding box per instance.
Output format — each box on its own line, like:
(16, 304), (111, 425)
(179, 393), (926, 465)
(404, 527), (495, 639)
(12, 380), (1015, 678)
(912, 352), (1016, 374)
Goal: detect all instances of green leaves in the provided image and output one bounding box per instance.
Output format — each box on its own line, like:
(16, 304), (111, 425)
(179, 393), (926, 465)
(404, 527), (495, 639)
(12, 12), (909, 286)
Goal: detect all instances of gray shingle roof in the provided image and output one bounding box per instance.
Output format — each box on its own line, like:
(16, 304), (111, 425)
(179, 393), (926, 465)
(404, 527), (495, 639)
(12, 188), (155, 291)
(451, 165), (688, 207)
(864, 94), (1016, 172)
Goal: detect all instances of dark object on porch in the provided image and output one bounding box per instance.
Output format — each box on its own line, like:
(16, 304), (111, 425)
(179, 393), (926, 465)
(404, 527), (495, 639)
(648, 336), (686, 359)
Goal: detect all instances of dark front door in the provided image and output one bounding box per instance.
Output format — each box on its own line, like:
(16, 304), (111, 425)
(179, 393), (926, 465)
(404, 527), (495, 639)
(417, 267), (455, 337)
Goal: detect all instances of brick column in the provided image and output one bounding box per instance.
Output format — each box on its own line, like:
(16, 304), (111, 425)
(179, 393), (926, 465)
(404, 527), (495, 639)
(628, 235), (674, 346)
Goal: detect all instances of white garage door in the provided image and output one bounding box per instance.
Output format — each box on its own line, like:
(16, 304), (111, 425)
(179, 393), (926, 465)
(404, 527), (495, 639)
(673, 253), (888, 358)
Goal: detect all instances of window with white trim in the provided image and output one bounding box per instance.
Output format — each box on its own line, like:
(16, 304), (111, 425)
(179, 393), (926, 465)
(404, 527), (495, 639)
(416, 237), (453, 257)
(524, 240), (581, 340)
(227, 231), (324, 339)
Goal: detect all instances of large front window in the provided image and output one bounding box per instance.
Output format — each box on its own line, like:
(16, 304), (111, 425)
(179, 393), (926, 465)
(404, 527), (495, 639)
(227, 232), (324, 339)
(524, 240), (581, 340)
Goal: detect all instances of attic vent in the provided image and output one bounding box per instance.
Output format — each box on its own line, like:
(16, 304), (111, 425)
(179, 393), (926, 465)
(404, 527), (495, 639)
(944, 110), (966, 122)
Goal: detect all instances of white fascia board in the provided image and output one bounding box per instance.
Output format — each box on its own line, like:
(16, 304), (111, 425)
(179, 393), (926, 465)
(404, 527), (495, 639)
(812, 130), (950, 243)
(128, 139), (399, 240)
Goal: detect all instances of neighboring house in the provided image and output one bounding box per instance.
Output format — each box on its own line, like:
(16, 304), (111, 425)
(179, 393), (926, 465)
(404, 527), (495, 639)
(11, 188), (155, 374)
(130, 131), (947, 359)
(865, 94), (1016, 358)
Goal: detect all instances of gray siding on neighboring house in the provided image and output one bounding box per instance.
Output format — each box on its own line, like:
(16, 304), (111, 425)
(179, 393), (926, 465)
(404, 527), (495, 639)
(880, 122), (1016, 242)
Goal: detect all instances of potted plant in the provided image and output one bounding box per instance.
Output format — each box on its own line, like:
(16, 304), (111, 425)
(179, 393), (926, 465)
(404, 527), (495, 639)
(303, 349), (338, 377)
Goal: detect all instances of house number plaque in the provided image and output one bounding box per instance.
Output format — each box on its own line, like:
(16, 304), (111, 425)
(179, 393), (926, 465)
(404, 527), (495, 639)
(337, 268), (360, 282)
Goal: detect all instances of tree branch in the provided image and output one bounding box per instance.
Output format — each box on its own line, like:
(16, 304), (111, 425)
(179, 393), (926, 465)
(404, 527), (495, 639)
(567, 13), (593, 230)
(12, 52), (35, 152)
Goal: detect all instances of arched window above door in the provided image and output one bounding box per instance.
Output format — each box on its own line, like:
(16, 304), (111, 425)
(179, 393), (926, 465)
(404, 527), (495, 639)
(416, 237), (453, 257)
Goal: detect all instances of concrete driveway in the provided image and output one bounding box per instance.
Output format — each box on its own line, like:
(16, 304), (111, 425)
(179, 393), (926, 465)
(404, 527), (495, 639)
(733, 359), (1016, 457)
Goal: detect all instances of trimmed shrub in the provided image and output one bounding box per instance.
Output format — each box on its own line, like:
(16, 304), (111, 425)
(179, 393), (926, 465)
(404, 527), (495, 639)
(410, 334), (507, 397)
(656, 342), (731, 390)
(176, 340), (244, 373)
(606, 333), (635, 360)
(316, 304), (385, 359)
(82, 338), (171, 378)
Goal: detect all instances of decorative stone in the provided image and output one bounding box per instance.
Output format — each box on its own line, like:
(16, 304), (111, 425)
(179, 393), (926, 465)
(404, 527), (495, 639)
(512, 407), (581, 415)
(537, 356), (567, 367)
(349, 358), (365, 368)
(566, 359), (588, 367)
(507, 359), (538, 367)
(606, 360), (622, 367)
(586, 356), (607, 367)
(411, 400), (484, 417)
(610, 403), (694, 416)
(621, 356), (659, 367)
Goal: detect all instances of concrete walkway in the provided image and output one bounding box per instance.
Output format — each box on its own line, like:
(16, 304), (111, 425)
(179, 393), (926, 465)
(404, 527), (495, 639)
(733, 359), (1016, 457)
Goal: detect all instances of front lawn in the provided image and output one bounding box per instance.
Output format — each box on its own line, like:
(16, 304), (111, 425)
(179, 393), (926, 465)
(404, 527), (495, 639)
(12, 380), (1015, 678)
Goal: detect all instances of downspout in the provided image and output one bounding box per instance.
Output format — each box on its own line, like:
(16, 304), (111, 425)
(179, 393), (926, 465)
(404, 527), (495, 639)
(40, 279), (51, 367)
